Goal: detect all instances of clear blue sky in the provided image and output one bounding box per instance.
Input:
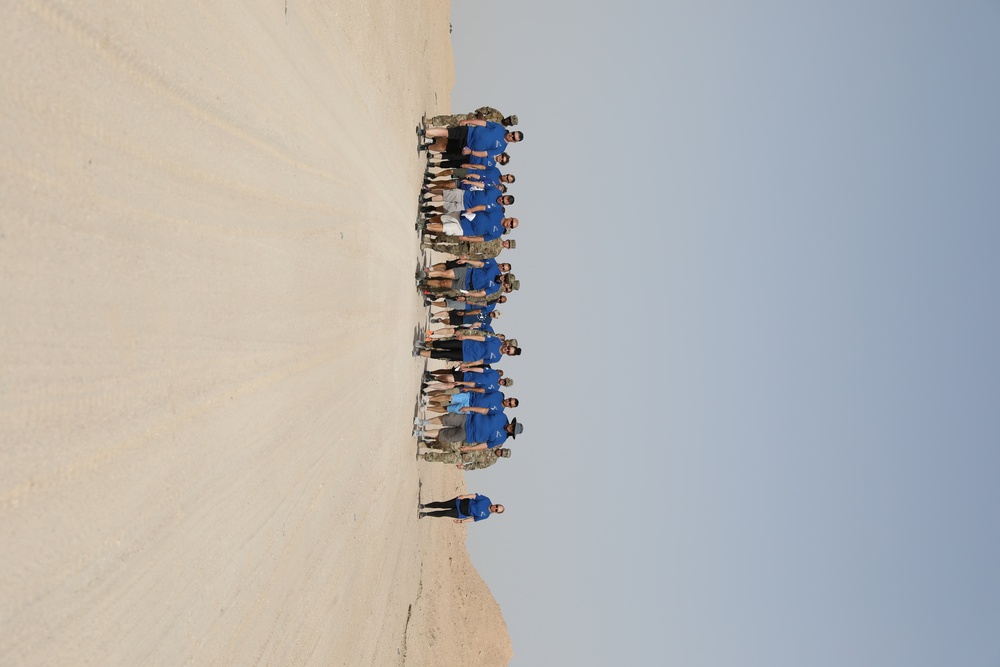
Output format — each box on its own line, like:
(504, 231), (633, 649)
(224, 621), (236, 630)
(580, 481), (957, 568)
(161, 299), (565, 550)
(447, 1), (1000, 665)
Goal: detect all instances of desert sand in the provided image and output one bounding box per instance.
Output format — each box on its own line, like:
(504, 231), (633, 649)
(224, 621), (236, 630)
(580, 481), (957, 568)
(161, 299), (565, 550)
(0, 1), (511, 664)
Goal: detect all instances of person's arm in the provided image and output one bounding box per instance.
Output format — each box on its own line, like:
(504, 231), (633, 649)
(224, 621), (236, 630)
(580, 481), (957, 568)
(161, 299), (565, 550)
(460, 259), (485, 268)
(462, 163), (486, 170)
(456, 235), (485, 243)
(456, 333), (486, 342)
(461, 406), (490, 415)
(463, 205), (486, 214)
(459, 443), (488, 452)
(465, 149), (488, 158)
(462, 290), (486, 298)
(453, 517), (474, 524)
(459, 119), (487, 127)
(457, 493), (477, 500)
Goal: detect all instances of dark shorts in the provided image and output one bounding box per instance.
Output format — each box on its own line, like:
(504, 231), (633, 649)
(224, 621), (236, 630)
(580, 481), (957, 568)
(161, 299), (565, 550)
(450, 266), (468, 291)
(446, 127), (470, 154)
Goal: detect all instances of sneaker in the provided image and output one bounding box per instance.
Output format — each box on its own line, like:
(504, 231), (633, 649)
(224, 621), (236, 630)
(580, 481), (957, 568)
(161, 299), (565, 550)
(414, 417), (425, 426)
(412, 429), (425, 438)
(418, 512), (427, 519)
(412, 347), (422, 357)
(418, 503), (425, 509)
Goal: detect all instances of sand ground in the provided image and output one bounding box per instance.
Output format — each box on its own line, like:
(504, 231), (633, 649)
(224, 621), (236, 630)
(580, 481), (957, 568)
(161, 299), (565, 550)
(0, 1), (511, 664)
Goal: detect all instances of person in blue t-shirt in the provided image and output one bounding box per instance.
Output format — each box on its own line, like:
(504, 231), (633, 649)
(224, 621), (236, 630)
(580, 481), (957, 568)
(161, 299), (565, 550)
(424, 150), (510, 174)
(423, 165), (514, 191)
(422, 258), (511, 296)
(416, 413), (522, 450)
(422, 207), (518, 244)
(419, 493), (503, 523)
(425, 390), (518, 416)
(420, 368), (513, 405)
(421, 118), (523, 157)
(416, 334), (520, 364)
(420, 185), (512, 219)
(424, 163), (513, 192)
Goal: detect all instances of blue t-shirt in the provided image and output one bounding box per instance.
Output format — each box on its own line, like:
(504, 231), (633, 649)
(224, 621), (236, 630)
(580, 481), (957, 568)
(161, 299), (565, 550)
(456, 493), (493, 521)
(462, 166), (502, 189)
(464, 413), (510, 448)
(461, 336), (503, 363)
(466, 121), (508, 156)
(464, 186), (503, 212)
(469, 391), (505, 415)
(468, 155), (499, 168)
(462, 367), (500, 390)
(465, 259), (501, 291)
(459, 208), (504, 241)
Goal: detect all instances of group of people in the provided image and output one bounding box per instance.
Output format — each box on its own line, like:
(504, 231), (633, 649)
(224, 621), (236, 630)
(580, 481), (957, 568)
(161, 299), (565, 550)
(411, 106), (524, 525)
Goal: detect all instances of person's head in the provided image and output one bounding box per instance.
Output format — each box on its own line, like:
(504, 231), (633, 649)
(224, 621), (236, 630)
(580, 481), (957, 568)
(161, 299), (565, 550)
(489, 503), (505, 514)
(498, 262), (511, 273)
(498, 183), (508, 193)
(497, 295), (508, 304)
(496, 152), (510, 165)
(502, 344), (522, 356)
(501, 217), (518, 231)
(501, 283), (513, 293)
(502, 397), (519, 408)
(500, 174), (515, 184)
(496, 448), (512, 458)
(506, 418), (523, 438)
(497, 334), (506, 342)
(502, 239), (515, 250)
(505, 131), (524, 143)
(499, 195), (515, 207)
(501, 114), (518, 126)
(490, 310), (501, 319)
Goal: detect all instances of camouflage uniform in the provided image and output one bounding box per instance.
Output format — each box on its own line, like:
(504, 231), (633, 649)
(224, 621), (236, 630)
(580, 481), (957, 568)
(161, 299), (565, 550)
(425, 106), (506, 128)
(421, 238), (506, 260)
(420, 448), (508, 470)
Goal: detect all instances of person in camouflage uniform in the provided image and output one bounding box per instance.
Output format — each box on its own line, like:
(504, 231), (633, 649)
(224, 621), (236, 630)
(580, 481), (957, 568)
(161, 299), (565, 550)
(424, 107), (517, 128)
(421, 237), (515, 260)
(420, 447), (512, 470)
(421, 272), (519, 300)
(425, 294), (508, 311)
